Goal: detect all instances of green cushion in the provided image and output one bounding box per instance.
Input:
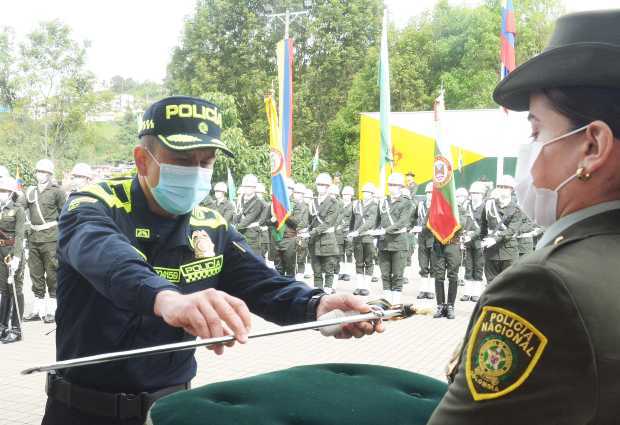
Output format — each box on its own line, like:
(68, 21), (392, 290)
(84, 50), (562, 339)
(147, 363), (447, 425)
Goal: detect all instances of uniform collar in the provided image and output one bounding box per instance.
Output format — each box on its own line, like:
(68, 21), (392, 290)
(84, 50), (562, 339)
(131, 177), (192, 248)
(536, 200), (620, 249)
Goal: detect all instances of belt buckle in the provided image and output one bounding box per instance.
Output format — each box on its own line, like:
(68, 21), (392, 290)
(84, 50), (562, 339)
(116, 392), (143, 420)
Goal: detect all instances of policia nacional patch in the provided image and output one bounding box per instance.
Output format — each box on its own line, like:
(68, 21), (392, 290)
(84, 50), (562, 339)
(466, 306), (547, 401)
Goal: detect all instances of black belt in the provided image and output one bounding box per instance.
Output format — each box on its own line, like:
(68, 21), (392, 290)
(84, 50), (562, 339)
(46, 372), (189, 420)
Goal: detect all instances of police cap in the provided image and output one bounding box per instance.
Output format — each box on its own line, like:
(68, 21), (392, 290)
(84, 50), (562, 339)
(138, 96), (234, 157)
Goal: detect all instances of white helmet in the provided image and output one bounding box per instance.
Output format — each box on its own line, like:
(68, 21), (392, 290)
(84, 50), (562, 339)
(341, 186), (354, 196)
(456, 187), (469, 198)
(0, 166), (9, 179)
(425, 182), (434, 193)
(328, 185), (340, 196)
(36, 159), (54, 174)
(0, 177), (16, 193)
(387, 173), (405, 186)
(240, 174), (258, 188)
(214, 182), (227, 193)
(469, 181), (487, 194)
(315, 173), (332, 186)
(71, 163), (92, 179)
(256, 182), (267, 194)
(361, 182), (376, 194)
(294, 183), (306, 194)
(497, 175), (516, 189)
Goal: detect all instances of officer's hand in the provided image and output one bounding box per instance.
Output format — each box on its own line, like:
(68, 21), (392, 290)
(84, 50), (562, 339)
(9, 256), (20, 270)
(316, 294), (385, 339)
(154, 289), (252, 355)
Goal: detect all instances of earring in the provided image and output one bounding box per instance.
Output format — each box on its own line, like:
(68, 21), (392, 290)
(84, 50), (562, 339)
(576, 167), (591, 181)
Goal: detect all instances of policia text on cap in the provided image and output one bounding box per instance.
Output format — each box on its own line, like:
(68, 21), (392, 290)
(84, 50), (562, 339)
(40, 96), (384, 425)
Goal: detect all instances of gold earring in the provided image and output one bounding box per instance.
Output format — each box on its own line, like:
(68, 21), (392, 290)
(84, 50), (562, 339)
(576, 167), (591, 181)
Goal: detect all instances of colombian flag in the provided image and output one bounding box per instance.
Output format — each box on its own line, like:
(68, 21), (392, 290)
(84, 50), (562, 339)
(277, 38), (294, 178)
(428, 91), (461, 244)
(500, 0), (516, 80)
(265, 95), (291, 230)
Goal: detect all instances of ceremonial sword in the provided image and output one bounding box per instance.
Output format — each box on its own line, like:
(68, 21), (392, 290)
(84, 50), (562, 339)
(21, 301), (430, 375)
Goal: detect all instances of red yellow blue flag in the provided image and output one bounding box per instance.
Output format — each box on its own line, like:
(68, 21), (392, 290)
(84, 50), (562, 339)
(265, 95), (291, 230)
(277, 38), (294, 178)
(500, 0), (516, 80)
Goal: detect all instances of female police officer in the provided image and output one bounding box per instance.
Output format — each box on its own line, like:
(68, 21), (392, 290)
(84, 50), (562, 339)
(42, 96), (383, 425)
(428, 10), (620, 424)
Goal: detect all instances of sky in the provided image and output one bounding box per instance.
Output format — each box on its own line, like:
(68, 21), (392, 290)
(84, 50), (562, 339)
(1, 0), (617, 84)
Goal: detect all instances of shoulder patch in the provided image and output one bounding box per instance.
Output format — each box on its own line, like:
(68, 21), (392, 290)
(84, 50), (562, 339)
(466, 306), (547, 401)
(67, 196), (100, 212)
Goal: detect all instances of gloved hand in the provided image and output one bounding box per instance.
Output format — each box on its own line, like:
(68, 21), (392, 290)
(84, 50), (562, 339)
(462, 235), (472, 243)
(9, 256), (20, 271)
(412, 226), (422, 233)
(347, 230), (359, 238)
(481, 237), (497, 248)
(373, 228), (386, 236)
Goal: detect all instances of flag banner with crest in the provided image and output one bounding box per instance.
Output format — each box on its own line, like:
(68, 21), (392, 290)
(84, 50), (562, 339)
(428, 90), (461, 244)
(277, 38), (294, 178)
(265, 95), (291, 230)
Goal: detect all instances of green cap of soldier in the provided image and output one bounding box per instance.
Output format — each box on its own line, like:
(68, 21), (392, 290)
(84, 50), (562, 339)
(138, 96), (234, 157)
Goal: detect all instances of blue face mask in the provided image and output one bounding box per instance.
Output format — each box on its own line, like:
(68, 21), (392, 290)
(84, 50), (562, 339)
(146, 150), (213, 215)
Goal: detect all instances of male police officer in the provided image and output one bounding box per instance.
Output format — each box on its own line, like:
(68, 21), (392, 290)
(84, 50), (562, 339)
(481, 175), (522, 283)
(23, 158), (66, 323)
(42, 96), (382, 424)
(307, 173), (340, 293)
(235, 174), (265, 257)
(377, 173), (412, 304)
(212, 182), (235, 223)
(0, 176), (25, 343)
(415, 183), (435, 299)
(349, 183), (379, 296)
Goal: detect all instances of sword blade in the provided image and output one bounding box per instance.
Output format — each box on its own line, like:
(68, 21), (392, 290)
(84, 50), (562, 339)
(21, 308), (403, 375)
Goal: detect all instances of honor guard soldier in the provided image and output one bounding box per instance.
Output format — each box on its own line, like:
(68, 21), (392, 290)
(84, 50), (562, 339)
(235, 174), (266, 257)
(349, 183), (379, 296)
(302, 188), (315, 278)
(401, 187), (417, 281)
(480, 175), (522, 283)
(460, 181), (486, 302)
(23, 158), (66, 323)
(415, 183), (435, 299)
(69, 163), (93, 193)
(0, 176), (25, 343)
(292, 184), (310, 281)
(275, 183), (309, 278)
(42, 96), (380, 425)
(339, 186), (355, 282)
(307, 173), (339, 293)
(328, 185), (346, 281)
(376, 173), (412, 304)
(430, 10), (620, 423)
(516, 212), (541, 256)
(212, 182), (235, 223)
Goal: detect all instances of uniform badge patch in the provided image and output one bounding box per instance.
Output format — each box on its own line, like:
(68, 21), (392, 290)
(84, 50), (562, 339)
(192, 230), (215, 258)
(136, 228), (151, 239)
(466, 306), (547, 401)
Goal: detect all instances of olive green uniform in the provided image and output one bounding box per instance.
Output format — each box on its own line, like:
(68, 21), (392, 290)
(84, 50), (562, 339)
(275, 201), (309, 277)
(481, 200), (522, 283)
(296, 203), (310, 277)
(462, 203), (485, 281)
(377, 196), (413, 293)
(331, 197), (345, 277)
(213, 199), (235, 224)
(429, 207), (620, 424)
(405, 196), (418, 266)
(308, 195), (339, 289)
(416, 202), (434, 278)
(235, 195), (266, 258)
(25, 183), (66, 299)
(340, 201), (354, 264)
(517, 213), (537, 256)
(351, 200), (379, 276)
(0, 198), (26, 339)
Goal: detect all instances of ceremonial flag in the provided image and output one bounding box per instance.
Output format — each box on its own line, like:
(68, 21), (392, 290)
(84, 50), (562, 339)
(15, 165), (23, 190)
(500, 0), (516, 80)
(312, 145), (320, 173)
(427, 90), (461, 244)
(265, 95), (291, 230)
(226, 166), (236, 202)
(378, 7), (393, 193)
(277, 38), (294, 178)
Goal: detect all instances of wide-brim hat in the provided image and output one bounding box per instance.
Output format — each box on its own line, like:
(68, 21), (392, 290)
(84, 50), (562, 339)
(493, 9), (620, 111)
(138, 96), (234, 157)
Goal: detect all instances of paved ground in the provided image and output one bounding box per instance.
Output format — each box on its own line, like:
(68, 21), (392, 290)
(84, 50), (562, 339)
(0, 263), (477, 425)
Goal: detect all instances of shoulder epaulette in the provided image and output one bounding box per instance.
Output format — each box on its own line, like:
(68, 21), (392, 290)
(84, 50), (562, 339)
(190, 206), (228, 230)
(81, 178), (133, 213)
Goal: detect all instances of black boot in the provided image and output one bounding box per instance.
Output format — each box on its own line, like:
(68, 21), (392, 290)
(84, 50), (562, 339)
(3, 292), (23, 343)
(433, 304), (446, 319)
(0, 293), (10, 339)
(446, 304), (456, 320)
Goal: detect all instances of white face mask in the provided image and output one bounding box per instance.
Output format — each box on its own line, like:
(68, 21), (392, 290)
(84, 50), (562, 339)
(514, 124), (589, 227)
(36, 172), (50, 185)
(71, 177), (87, 190)
(214, 191), (225, 201)
(362, 191), (373, 202)
(316, 184), (328, 196)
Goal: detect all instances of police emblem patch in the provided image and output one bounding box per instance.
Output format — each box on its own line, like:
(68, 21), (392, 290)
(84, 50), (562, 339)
(466, 306), (547, 401)
(192, 230), (215, 258)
